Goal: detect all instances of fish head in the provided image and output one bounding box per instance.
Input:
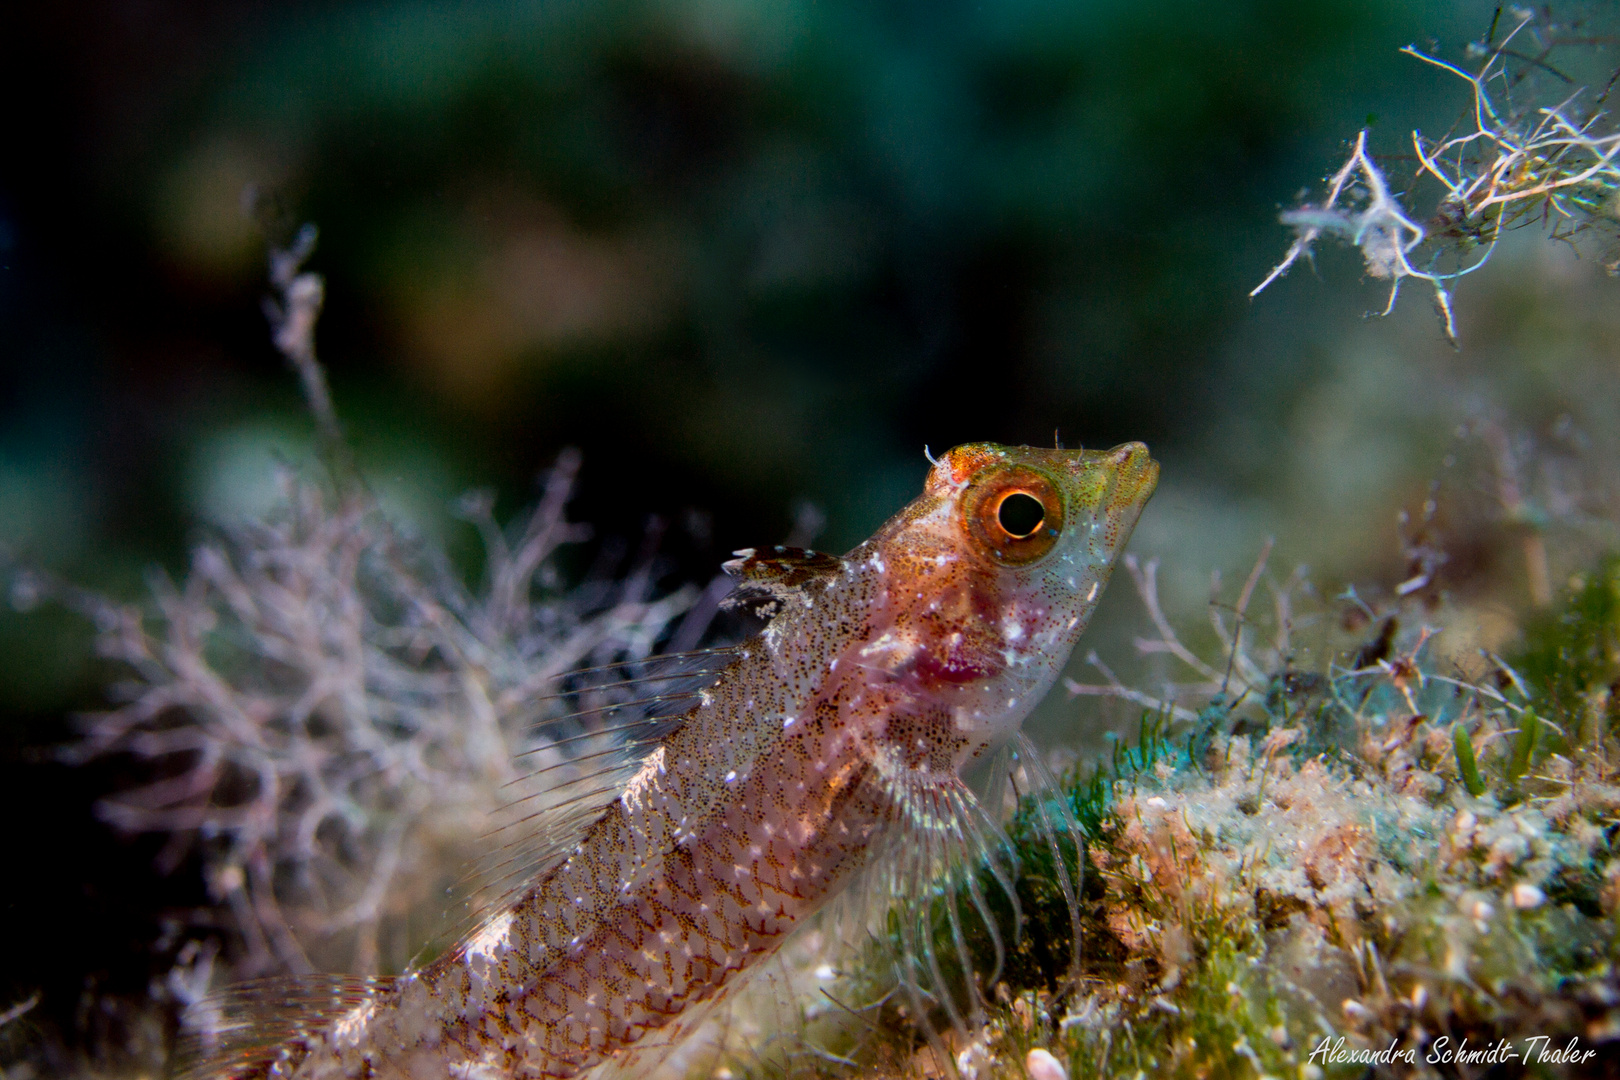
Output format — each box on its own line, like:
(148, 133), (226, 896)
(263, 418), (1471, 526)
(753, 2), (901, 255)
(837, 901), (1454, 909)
(857, 441), (1158, 758)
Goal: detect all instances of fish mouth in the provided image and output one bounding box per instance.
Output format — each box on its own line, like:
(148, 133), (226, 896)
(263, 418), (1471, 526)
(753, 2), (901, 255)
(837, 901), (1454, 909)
(1102, 441), (1160, 510)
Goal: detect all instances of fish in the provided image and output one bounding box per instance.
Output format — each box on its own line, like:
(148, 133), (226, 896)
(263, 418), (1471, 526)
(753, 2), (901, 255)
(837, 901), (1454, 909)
(181, 440), (1159, 1080)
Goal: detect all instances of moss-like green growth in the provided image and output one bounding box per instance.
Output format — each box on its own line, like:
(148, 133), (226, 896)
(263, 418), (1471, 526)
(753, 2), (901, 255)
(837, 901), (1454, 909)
(1454, 722), (1488, 797)
(1515, 556), (1620, 754)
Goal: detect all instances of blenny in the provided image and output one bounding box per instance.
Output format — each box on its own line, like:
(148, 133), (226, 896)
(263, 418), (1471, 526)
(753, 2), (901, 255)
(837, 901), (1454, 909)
(183, 440), (1158, 1079)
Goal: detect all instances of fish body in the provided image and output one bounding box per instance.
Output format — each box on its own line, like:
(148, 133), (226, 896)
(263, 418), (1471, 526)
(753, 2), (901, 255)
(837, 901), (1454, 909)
(198, 441), (1158, 1080)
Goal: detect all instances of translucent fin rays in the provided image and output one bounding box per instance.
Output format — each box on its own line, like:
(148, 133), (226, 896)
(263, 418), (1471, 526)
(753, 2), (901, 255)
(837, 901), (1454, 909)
(841, 734), (1086, 1076)
(174, 975), (393, 1080)
(443, 646), (740, 938)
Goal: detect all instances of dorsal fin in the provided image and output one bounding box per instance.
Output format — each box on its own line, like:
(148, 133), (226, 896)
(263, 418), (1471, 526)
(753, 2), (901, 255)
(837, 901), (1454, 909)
(723, 546), (843, 589)
(436, 646), (743, 949)
(174, 975), (394, 1080)
(721, 546), (843, 619)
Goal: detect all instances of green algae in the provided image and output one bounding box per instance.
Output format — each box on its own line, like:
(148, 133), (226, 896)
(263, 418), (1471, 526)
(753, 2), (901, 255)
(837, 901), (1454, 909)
(1515, 557), (1620, 757)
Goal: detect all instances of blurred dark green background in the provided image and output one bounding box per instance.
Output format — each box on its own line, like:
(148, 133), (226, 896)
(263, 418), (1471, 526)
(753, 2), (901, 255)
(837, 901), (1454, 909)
(11, 0), (1620, 1067)
(1, 0), (1487, 602)
(2, 0), (1522, 703)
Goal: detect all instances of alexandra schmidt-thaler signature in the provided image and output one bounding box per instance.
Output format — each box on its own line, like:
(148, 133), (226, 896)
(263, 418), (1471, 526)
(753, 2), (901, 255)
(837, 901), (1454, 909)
(1308, 1034), (1598, 1066)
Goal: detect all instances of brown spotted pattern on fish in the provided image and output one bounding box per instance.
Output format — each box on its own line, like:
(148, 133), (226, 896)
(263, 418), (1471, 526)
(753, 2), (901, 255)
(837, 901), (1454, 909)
(185, 441), (1158, 1080)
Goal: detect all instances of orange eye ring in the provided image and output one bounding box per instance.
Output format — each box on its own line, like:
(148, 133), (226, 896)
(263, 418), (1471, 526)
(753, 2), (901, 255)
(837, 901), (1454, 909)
(964, 467), (1065, 565)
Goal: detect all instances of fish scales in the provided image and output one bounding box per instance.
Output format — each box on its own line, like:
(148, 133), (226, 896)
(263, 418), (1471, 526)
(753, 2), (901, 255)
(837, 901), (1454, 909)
(192, 441), (1159, 1080)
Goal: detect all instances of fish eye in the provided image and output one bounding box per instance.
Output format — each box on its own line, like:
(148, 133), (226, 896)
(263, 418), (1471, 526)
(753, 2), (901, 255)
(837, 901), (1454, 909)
(964, 468), (1065, 566)
(996, 491), (1045, 538)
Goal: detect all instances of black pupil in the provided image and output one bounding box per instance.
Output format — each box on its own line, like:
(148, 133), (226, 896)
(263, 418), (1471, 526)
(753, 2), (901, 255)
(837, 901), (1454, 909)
(997, 492), (1046, 538)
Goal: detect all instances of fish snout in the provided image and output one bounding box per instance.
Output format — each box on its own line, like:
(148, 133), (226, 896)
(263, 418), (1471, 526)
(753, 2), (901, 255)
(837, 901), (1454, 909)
(1107, 441), (1159, 501)
(1106, 440), (1149, 464)
(1063, 441), (1159, 505)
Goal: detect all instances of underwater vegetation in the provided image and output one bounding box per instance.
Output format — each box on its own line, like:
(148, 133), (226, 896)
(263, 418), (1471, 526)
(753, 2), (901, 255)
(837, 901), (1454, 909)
(5, 4), (1620, 1080)
(1253, 5), (1620, 342)
(7, 234), (703, 989)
